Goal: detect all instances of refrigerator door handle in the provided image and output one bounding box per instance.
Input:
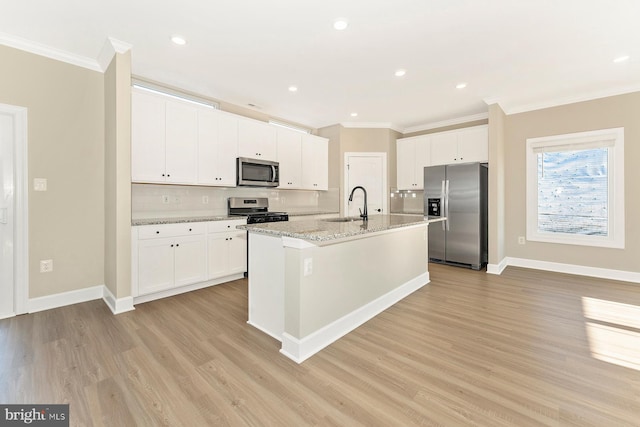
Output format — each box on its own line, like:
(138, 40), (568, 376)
(441, 180), (446, 231)
(445, 179), (450, 231)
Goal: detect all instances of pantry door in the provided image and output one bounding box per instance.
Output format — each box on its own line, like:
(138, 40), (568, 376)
(344, 152), (387, 217)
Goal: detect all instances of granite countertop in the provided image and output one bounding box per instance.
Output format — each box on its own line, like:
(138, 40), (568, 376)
(132, 216), (241, 226)
(238, 214), (443, 242)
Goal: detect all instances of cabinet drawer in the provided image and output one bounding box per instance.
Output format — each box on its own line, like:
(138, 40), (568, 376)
(137, 222), (207, 239)
(207, 219), (247, 233)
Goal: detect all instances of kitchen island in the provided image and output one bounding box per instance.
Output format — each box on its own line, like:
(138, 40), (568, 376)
(238, 215), (442, 363)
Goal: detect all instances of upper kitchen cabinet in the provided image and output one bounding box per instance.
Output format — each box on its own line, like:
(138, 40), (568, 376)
(430, 125), (488, 166)
(396, 135), (430, 190)
(198, 109), (238, 186)
(301, 134), (328, 190)
(276, 128), (303, 189)
(131, 89), (198, 184)
(238, 118), (277, 161)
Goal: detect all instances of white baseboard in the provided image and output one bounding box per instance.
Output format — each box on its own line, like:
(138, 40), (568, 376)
(102, 286), (135, 315)
(280, 272), (430, 364)
(0, 311), (16, 320)
(504, 257), (640, 283)
(28, 285), (104, 314)
(133, 273), (245, 305)
(489, 256), (640, 284)
(486, 258), (508, 275)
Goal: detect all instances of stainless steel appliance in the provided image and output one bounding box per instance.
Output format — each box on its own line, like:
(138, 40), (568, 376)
(228, 197), (288, 224)
(237, 157), (279, 187)
(424, 162), (488, 270)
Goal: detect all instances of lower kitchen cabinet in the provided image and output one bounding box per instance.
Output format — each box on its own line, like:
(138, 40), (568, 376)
(133, 219), (247, 301)
(207, 231), (247, 280)
(137, 233), (207, 295)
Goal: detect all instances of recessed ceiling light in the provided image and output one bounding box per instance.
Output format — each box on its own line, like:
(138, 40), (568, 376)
(456, 82), (467, 89)
(350, 112), (358, 117)
(395, 69), (406, 77)
(334, 19), (348, 30)
(171, 35), (187, 45)
(288, 86), (298, 92)
(613, 55), (630, 63)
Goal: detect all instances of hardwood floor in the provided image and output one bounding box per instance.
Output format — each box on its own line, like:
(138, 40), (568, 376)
(2, 264), (640, 426)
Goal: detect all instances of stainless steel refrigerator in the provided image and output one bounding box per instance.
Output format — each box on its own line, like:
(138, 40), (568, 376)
(424, 162), (488, 270)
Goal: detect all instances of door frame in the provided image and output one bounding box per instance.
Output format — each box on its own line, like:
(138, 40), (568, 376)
(0, 103), (29, 316)
(343, 152), (388, 216)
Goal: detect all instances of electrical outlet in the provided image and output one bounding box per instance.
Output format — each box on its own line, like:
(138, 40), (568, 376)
(303, 258), (313, 276)
(40, 259), (53, 273)
(162, 195), (170, 204)
(202, 196), (209, 204)
(34, 178), (47, 191)
(518, 236), (526, 245)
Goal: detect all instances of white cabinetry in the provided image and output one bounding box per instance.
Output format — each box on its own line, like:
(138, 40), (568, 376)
(131, 89), (198, 184)
(396, 135), (430, 190)
(301, 134), (328, 190)
(238, 119), (277, 161)
(430, 125), (488, 166)
(135, 223), (207, 295)
(198, 109), (238, 186)
(207, 220), (247, 280)
(132, 219), (247, 302)
(276, 128), (303, 188)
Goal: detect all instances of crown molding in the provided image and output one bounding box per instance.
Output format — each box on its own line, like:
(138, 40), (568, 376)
(402, 112), (489, 135)
(340, 122), (404, 133)
(486, 84), (640, 116)
(97, 37), (132, 71)
(0, 31), (102, 72)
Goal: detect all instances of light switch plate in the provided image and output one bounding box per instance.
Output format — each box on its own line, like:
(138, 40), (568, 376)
(303, 258), (313, 276)
(34, 178), (47, 191)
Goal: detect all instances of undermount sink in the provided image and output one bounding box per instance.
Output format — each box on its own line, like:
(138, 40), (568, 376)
(322, 217), (363, 223)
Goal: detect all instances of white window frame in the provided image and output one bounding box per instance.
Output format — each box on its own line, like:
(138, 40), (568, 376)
(525, 127), (624, 249)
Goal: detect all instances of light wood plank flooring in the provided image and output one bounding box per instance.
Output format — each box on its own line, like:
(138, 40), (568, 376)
(2, 264), (640, 426)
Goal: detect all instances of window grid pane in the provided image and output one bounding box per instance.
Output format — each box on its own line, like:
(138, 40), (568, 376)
(537, 148), (608, 236)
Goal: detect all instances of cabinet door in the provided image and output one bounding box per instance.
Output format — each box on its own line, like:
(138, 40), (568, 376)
(173, 235), (207, 287)
(207, 233), (229, 280)
(197, 109), (220, 185)
(131, 90), (166, 183)
(238, 119), (277, 161)
(457, 126), (488, 163)
(227, 231), (247, 275)
(396, 139), (415, 190)
(165, 101), (198, 184)
(413, 136), (431, 189)
(216, 113), (239, 186)
(301, 135), (328, 190)
(430, 132), (458, 166)
(277, 129), (302, 188)
(138, 237), (175, 294)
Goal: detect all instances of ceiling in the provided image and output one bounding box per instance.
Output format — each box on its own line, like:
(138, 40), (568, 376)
(2, 0), (639, 132)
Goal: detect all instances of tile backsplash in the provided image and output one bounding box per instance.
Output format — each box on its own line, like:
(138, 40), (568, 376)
(390, 188), (424, 214)
(132, 184), (339, 219)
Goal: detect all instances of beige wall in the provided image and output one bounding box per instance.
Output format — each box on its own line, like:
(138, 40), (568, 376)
(104, 50), (132, 299)
(488, 104), (506, 265)
(503, 92), (640, 272)
(0, 45), (105, 298)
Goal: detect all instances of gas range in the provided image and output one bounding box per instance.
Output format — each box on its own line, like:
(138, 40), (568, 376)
(228, 197), (289, 224)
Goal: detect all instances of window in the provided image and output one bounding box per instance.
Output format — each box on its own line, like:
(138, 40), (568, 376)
(526, 127), (624, 248)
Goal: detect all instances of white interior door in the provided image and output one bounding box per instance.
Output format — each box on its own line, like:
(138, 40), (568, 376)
(1, 104), (28, 318)
(0, 110), (15, 318)
(344, 153), (387, 217)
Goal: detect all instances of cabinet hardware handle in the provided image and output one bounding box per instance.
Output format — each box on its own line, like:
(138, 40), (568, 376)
(171, 244), (174, 247)
(176, 244), (179, 247)
(189, 228), (192, 231)
(162, 174), (165, 177)
(156, 231), (160, 234)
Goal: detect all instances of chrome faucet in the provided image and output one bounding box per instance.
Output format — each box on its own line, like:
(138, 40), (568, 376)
(348, 186), (368, 221)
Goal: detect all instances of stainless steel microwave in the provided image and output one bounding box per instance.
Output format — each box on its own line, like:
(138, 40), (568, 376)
(237, 157), (279, 187)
